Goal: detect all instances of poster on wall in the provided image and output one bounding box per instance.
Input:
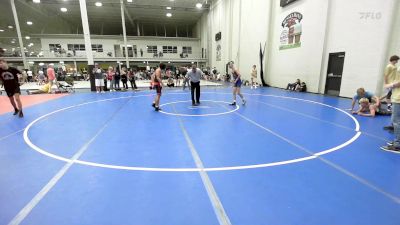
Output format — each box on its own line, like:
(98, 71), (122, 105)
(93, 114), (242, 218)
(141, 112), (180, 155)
(216, 44), (221, 61)
(279, 12), (303, 50)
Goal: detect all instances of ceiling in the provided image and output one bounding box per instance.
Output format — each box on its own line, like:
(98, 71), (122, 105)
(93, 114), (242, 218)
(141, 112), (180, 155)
(0, 0), (210, 54)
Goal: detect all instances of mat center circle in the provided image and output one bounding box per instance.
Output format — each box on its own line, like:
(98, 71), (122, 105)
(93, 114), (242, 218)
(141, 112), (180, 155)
(159, 100), (240, 117)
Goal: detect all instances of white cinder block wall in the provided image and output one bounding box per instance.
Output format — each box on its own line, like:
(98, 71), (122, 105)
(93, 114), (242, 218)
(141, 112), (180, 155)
(206, 0), (398, 98)
(236, 0), (270, 83)
(322, 0), (397, 97)
(267, 0), (329, 93)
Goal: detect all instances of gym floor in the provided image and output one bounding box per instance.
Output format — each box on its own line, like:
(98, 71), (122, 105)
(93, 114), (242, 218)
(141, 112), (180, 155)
(0, 87), (399, 225)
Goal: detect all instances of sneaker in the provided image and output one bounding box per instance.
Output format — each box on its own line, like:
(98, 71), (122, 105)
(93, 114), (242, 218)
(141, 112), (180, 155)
(152, 103), (156, 108)
(13, 109), (19, 116)
(96, 91), (100, 93)
(18, 111), (24, 118)
(197, 101), (201, 105)
(387, 141), (394, 146)
(381, 145), (400, 153)
(242, 99), (246, 105)
(155, 107), (161, 112)
(383, 126), (394, 131)
(230, 102), (236, 106)
(192, 102), (196, 106)
(101, 91), (105, 93)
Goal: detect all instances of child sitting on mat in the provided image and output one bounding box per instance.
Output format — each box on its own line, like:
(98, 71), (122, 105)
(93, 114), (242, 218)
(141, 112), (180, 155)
(26, 81), (52, 95)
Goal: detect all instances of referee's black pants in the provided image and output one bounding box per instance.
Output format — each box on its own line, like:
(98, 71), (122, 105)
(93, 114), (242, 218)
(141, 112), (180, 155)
(191, 81), (200, 104)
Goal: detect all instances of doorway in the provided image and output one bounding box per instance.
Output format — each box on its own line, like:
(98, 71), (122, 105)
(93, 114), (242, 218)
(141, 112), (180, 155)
(325, 52), (345, 96)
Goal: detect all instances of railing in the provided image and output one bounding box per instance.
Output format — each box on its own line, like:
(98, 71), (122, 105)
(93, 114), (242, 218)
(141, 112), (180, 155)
(1, 49), (207, 60)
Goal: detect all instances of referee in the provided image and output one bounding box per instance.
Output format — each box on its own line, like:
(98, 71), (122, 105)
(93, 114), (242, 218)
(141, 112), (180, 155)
(186, 63), (203, 106)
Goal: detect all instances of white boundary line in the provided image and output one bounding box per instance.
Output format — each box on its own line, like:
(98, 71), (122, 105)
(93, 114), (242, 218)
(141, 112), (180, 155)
(174, 105), (232, 225)
(9, 97), (133, 225)
(159, 100), (239, 117)
(23, 92), (361, 172)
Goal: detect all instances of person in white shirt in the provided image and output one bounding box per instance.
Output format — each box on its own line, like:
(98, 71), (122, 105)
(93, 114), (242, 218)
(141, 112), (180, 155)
(251, 65), (258, 89)
(27, 70), (33, 82)
(186, 64), (203, 106)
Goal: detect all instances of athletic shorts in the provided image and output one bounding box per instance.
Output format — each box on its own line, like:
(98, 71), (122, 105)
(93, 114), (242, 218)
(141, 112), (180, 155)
(95, 79), (104, 87)
(234, 79), (242, 88)
(5, 86), (21, 97)
(154, 84), (162, 96)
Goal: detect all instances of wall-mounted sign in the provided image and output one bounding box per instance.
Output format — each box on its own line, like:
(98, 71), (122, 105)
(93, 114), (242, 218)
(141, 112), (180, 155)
(279, 12), (303, 50)
(280, 0), (299, 7)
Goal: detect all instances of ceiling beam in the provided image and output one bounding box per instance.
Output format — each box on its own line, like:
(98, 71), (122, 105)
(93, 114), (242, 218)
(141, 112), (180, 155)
(123, 6), (136, 29)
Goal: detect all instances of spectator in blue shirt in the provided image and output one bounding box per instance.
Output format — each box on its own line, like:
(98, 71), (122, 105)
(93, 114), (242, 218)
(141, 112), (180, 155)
(350, 88), (380, 113)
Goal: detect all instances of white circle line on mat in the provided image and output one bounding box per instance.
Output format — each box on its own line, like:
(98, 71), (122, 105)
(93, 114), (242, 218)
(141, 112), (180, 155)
(158, 100), (239, 117)
(23, 92), (361, 172)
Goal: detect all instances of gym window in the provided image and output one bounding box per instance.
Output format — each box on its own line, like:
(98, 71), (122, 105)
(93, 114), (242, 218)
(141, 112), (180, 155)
(91, 44), (103, 52)
(67, 44), (86, 51)
(49, 44), (61, 52)
(183, 46), (192, 54)
(162, 46), (177, 54)
(147, 46), (157, 53)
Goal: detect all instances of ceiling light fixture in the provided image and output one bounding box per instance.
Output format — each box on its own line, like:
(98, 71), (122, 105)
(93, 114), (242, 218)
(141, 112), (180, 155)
(196, 3), (203, 8)
(27, 21), (33, 25)
(127, 0), (133, 2)
(60, 7), (67, 12)
(8, 25), (13, 29)
(166, 6), (172, 9)
(95, 2), (102, 7)
(25, 36), (30, 40)
(33, 0), (40, 3)
(166, 13), (172, 17)
(0, 29), (4, 32)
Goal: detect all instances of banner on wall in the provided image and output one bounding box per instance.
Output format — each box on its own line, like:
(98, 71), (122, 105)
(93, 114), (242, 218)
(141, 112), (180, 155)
(279, 12), (303, 50)
(216, 44), (221, 61)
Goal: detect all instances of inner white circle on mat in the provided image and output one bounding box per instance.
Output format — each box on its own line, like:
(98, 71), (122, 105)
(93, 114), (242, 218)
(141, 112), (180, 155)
(23, 92), (361, 172)
(159, 100), (239, 117)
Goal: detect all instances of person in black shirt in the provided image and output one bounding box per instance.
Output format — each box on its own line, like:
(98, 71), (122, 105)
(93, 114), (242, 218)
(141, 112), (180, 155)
(0, 58), (24, 117)
(286, 79), (301, 91)
(121, 67), (128, 89)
